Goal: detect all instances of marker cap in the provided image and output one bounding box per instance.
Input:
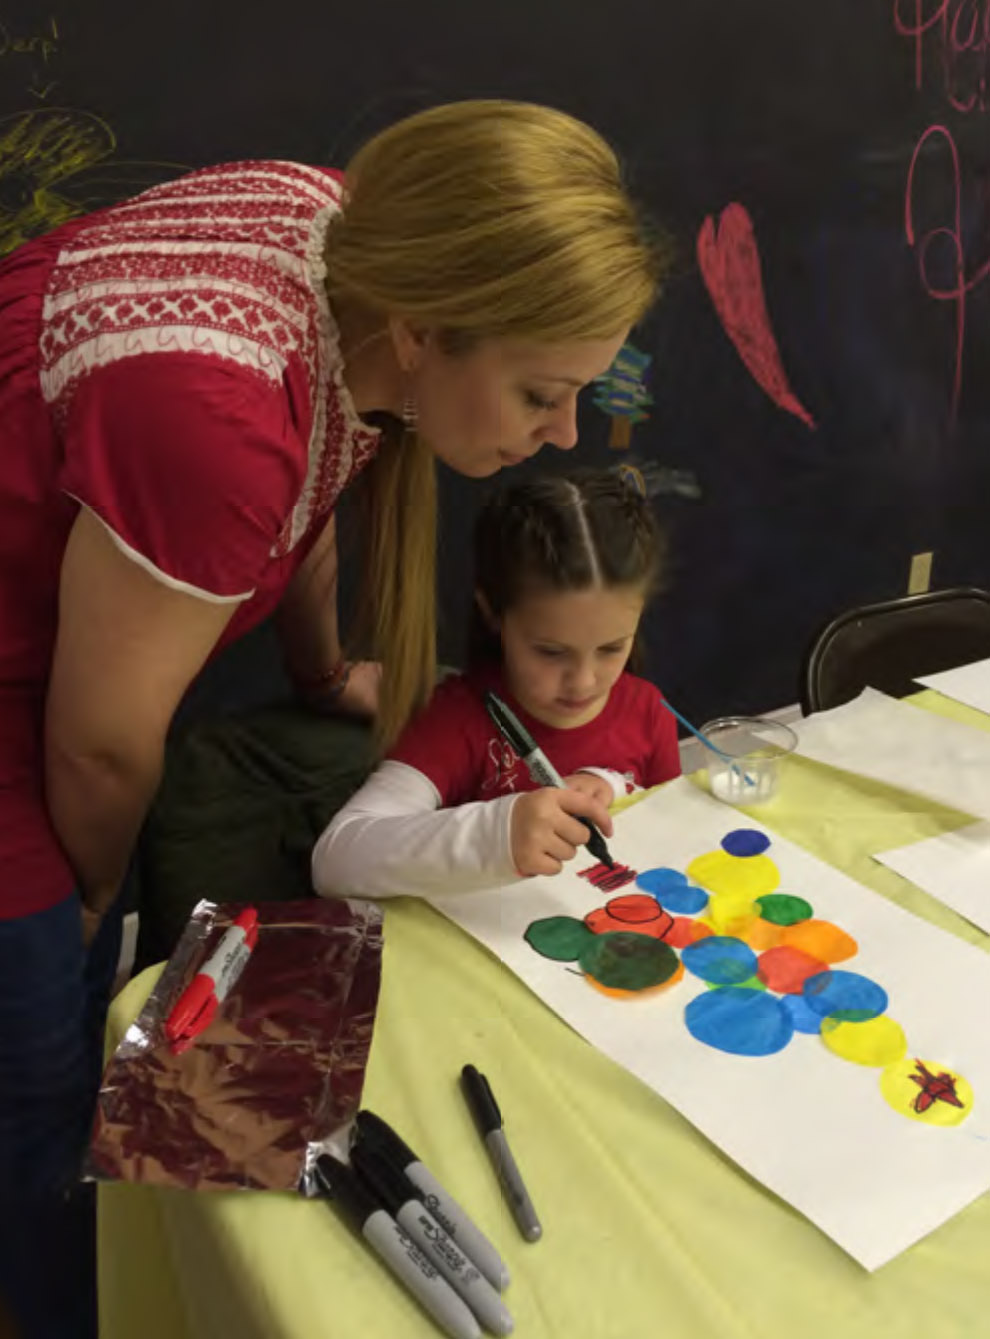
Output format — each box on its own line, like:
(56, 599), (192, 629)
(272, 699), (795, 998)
(351, 1141), (419, 1216)
(353, 1110), (417, 1167)
(314, 1154), (378, 1227)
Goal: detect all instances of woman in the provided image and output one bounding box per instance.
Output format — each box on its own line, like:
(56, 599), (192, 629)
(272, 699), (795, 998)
(0, 99), (662, 1336)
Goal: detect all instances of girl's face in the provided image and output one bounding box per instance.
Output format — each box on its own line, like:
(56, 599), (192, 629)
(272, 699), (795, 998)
(407, 332), (628, 478)
(497, 584), (646, 729)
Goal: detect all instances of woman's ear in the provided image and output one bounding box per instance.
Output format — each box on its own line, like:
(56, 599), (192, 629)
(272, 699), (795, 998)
(474, 588), (499, 632)
(388, 315), (433, 374)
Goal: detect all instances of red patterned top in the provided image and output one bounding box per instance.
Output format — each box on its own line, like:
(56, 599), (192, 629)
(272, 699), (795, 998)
(0, 160), (381, 917)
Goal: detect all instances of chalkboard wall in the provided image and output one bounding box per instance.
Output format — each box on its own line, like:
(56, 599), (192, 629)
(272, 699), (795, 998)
(3, 1), (989, 725)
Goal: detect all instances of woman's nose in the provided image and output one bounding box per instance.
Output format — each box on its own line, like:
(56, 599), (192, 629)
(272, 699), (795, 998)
(543, 402), (579, 451)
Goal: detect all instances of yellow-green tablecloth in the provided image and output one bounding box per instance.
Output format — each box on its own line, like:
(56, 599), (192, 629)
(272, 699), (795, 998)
(99, 690), (990, 1338)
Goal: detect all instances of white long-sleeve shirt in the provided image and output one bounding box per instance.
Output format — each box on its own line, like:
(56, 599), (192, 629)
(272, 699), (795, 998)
(312, 759), (630, 901)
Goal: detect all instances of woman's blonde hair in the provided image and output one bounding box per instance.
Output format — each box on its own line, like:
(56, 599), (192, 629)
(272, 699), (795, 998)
(326, 99), (666, 748)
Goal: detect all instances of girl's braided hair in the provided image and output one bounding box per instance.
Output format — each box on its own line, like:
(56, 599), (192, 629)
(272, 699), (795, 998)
(469, 468), (664, 666)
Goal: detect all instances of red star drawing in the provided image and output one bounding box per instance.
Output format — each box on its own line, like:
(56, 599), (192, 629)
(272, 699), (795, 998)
(909, 1060), (965, 1114)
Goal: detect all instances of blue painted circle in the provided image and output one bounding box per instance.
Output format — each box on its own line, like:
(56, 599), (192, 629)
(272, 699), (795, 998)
(637, 869), (708, 914)
(802, 970), (888, 1022)
(780, 993), (823, 1035)
(685, 988), (794, 1056)
(721, 829), (771, 858)
(636, 867), (688, 892)
(681, 936), (758, 986)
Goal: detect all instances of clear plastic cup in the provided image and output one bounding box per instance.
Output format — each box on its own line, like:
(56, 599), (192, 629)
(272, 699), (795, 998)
(700, 716), (797, 806)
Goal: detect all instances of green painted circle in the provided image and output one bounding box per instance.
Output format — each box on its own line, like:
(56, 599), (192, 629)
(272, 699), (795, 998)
(755, 894), (813, 926)
(524, 916), (595, 962)
(578, 932), (680, 991)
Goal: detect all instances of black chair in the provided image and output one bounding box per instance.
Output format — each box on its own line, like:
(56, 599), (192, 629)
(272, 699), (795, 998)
(801, 587), (990, 715)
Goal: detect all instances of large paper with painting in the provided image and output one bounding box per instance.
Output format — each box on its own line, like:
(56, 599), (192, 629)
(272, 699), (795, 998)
(429, 779), (990, 1270)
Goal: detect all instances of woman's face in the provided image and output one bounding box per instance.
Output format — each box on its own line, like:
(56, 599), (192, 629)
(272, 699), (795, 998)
(410, 332), (628, 477)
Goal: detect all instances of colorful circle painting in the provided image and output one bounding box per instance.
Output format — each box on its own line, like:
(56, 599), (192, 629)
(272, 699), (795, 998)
(587, 960), (685, 1000)
(524, 916), (595, 962)
(779, 919), (857, 964)
(637, 868), (709, 914)
(755, 894), (812, 926)
(685, 988), (794, 1056)
(664, 917), (713, 949)
(687, 849), (780, 899)
(756, 946), (826, 994)
(779, 993), (823, 1035)
(803, 970), (888, 1023)
(681, 936), (757, 986)
(880, 1058), (973, 1126)
(721, 829), (771, 858)
(820, 1015), (907, 1067)
(584, 901), (673, 940)
(578, 932), (680, 992)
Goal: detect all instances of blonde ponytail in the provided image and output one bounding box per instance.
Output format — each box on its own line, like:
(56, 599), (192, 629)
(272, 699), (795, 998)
(356, 419), (437, 750)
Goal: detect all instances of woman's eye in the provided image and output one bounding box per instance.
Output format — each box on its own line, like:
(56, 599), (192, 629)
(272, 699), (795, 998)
(524, 390), (558, 412)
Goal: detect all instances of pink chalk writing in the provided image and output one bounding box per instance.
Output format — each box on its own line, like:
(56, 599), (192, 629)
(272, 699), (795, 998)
(697, 203), (816, 429)
(904, 122), (990, 426)
(893, 0), (990, 112)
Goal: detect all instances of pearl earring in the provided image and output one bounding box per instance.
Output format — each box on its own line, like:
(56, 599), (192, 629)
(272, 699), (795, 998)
(401, 392), (418, 432)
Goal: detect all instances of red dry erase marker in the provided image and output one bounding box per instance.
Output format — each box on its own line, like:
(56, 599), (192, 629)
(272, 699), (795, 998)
(165, 908), (259, 1052)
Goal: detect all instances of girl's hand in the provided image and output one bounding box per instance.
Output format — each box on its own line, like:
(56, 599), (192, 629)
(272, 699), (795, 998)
(510, 787), (614, 878)
(562, 771), (614, 808)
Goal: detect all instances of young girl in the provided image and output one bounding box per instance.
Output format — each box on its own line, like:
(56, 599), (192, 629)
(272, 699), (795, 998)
(312, 470), (681, 899)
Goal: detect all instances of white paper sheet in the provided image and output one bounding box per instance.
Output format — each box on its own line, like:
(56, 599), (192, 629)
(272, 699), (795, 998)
(876, 822), (990, 936)
(430, 779), (990, 1270)
(793, 688), (990, 821)
(917, 658), (990, 717)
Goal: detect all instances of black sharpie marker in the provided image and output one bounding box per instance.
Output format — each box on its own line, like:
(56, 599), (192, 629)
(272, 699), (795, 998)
(483, 690), (615, 868)
(314, 1154), (480, 1339)
(354, 1111), (510, 1292)
(351, 1142), (514, 1336)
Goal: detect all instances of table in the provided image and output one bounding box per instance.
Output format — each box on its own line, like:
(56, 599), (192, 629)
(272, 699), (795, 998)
(99, 691), (990, 1339)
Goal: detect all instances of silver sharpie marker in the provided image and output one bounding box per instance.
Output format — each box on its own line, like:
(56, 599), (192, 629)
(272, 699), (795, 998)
(354, 1110), (511, 1292)
(461, 1065), (542, 1244)
(351, 1142), (514, 1335)
(314, 1154), (481, 1339)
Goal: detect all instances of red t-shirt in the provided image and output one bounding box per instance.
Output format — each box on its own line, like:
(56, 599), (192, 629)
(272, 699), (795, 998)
(390, 666), (681, 804)
(0, 160), (380, 918)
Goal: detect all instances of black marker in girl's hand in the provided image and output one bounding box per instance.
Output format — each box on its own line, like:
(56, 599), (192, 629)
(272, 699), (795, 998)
(314, 1154), (481, 1339)
(483, 691), (615, 868)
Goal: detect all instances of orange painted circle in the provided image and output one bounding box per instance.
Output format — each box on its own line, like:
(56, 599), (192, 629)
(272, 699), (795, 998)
(778, 919), (857, 964)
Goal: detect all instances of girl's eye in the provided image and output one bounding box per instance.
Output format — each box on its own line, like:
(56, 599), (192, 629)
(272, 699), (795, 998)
(535, 646), (565, 658)
(524, 390), (558, 412)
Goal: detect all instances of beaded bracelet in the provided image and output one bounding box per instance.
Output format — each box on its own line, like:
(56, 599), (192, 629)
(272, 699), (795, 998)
(295, 659), (354, 703)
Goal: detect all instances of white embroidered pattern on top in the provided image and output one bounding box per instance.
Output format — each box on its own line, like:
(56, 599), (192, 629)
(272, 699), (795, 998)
(38, 160), (380, 556)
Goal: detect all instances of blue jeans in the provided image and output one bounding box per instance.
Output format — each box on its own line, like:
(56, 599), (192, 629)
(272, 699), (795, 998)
(0, 894), (123, 1339)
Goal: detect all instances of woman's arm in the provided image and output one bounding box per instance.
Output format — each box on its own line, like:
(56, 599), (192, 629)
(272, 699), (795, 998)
(45, 508), (238, 915)
(276, 513), (381, 718)
(312, 760), (521, 900)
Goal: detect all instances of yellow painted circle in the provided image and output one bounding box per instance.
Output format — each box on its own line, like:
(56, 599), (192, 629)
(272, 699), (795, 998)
(820, 1015), (907, 1067)
(879, 1057), (973, 1126)
(686, 850), (780, 899)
